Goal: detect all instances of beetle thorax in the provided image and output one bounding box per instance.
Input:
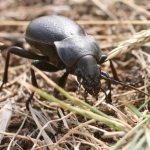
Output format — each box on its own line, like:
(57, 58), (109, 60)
(75, 55), (101, 98)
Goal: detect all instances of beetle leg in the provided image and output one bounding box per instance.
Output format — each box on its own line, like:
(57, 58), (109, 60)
(54, 71), (69, 135)
(94, 90), (99, 101)
(58, 71), (69, 88)
(100, 87), (111, 104)
(32, 60), (61, 72)
(26, 68), (38, 110)
(32, 60), (68, 96)
(54, 71), (69, 97)
(100, 71), (112, 103)
(0, 46), (48, 90)
(26, 60), (61, 108)
(31, 60), (68, 134)
(109, 60), (119, 81)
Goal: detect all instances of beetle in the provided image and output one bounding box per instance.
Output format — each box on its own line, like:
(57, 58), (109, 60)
(0, 15), (120, 104)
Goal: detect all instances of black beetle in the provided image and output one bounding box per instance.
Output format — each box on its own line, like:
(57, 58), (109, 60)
(0, 15), (116, 103)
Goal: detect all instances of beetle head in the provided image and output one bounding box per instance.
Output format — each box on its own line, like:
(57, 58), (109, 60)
(75, 55), (101, 99)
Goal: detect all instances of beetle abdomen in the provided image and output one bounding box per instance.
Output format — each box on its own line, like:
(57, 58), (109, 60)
(25, 15), (86, 44)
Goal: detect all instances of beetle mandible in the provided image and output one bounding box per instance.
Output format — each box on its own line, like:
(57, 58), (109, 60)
(0, 15), (113, 103)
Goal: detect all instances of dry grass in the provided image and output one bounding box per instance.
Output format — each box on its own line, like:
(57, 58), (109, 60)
(0, 0), (150, 149)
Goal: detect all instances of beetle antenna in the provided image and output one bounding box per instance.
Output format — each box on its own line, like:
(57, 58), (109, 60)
(100, 71), (150, 97)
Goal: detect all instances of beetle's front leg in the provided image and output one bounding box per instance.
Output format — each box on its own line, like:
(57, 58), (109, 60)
(0, 46), (48, 90)
(100, 71), (112, 103)
(109, 60), (119, 81)
(98, 54), (119, 81)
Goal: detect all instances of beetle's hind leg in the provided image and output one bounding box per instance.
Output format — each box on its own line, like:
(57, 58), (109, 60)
(0, 46), (48, 90)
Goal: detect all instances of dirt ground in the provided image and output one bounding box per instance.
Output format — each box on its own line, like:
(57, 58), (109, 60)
(0, 0), (150, 150)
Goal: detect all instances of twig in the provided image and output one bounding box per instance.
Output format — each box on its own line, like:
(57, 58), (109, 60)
(0, 20), (150, 26)
(0, 131), (41, 143)
(110, 118), (149, 150)
(106, 29), (150, 60)
(91, 0), (117, 19)
(120, 0), (150, 17)
(7, 115), (28, 150)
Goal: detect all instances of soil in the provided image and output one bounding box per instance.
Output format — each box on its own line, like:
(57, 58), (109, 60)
(0, 0), (150, 150)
